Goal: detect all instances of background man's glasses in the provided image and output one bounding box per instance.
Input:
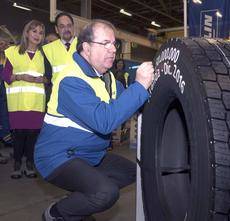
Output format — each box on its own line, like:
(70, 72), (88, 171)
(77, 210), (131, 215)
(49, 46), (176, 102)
(57, 24), (73, 30)
(89, 40), (120, 49)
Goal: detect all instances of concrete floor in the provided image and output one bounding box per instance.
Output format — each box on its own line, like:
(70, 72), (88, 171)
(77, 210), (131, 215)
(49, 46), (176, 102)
(0, 144), (136, 221)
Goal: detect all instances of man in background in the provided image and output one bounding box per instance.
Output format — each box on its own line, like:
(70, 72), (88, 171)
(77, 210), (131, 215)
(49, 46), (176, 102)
(43, 12), (78, 84)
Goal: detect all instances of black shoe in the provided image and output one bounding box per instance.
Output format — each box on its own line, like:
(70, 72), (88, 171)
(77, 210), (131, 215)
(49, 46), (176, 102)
(11, 161), (22, 179)
(24, 161), (37, 178)
(2, 133), (13, 147)
(42, 202), (64, 221)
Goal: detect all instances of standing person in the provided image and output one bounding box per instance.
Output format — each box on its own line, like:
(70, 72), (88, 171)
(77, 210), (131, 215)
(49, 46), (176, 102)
(1, 20), (47, 179)
(43, 12), (77, 84)
(114, 59), (131, 136)
(114, 58), (130, 88)
(35, 19), (154, 221)
(0, 38), (12, 164)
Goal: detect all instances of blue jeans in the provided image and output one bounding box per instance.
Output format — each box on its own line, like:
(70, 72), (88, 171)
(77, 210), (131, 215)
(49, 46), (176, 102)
(45, 153), (136, 221)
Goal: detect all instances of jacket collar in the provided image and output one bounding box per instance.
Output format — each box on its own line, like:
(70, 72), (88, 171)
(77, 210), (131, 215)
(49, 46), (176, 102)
(73, 52), (100, 78)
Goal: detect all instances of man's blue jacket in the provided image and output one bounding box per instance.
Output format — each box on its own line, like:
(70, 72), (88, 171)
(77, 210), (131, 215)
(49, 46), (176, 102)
(34, 53), (149, 178)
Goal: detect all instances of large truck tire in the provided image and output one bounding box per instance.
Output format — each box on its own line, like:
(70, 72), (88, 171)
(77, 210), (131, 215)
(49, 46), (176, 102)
(140, 38), (230, 221)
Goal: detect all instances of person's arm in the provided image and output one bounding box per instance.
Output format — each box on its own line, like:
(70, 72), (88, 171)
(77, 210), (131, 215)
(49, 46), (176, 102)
(1, 59), (13, 84)
(58, 77), (149, 135)
(33, 76), (49, 84)
(1, 58), (48, 84)
(58, 62), (153, 135)
(25, 51), (50, 84)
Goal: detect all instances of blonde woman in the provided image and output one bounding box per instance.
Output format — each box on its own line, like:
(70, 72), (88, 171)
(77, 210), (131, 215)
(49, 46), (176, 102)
(1, 20), (47, 179)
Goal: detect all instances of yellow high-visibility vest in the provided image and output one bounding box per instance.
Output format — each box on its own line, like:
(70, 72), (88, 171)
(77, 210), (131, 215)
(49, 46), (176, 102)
(124, 72), (129, 88)
(4, 46), (45, 112)
(47, 63), (117, 117)
(0, 55), (6, 66)
(43, 38), (78, 83)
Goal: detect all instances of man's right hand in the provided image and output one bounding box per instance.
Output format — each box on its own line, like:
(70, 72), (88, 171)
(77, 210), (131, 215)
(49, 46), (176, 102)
(135, 62), (154, 90)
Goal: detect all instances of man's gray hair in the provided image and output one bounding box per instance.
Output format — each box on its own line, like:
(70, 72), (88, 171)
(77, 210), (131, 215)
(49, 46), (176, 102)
(77, 19), (116, 53)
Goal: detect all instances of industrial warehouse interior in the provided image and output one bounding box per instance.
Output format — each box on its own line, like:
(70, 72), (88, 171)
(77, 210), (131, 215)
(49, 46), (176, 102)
(0, 0), (229, 221)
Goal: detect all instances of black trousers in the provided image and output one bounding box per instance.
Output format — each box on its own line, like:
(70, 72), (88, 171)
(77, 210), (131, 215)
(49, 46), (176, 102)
(12, 129), (40, 163)
(46, 153), (136, 221)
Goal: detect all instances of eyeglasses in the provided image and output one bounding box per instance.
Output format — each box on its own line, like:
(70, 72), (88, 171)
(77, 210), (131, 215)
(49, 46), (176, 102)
(89, 40), (120, 49)
(57, 23), (73, 30)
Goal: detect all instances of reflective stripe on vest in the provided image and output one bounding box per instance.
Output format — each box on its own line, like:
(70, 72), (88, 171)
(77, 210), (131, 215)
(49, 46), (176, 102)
(44, 114), (93, 133)
(52, 65), (67, 73)
(4, 46), (45, 112)
(15, 71), (43, 77)
(6, 86), (45, 94)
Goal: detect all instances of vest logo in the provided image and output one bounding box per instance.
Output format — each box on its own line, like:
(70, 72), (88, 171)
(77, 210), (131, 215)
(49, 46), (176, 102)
(200, 9), (221, 37)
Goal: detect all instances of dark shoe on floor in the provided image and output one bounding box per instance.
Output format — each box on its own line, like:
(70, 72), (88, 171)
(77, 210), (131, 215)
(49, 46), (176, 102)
(24, 161), (37, 178)
(0, 153), (8, 164)
(11, 161), (22, 179)
(42, 203), (64, 221)
(2, 133), (13, 147)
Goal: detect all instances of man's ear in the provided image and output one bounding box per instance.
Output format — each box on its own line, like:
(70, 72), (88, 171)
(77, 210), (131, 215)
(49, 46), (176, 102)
(82, 42), (90, 55)
(55, 26), (58, 35)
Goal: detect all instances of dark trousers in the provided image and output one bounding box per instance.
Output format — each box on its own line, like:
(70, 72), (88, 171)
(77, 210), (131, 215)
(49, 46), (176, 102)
(0, 79), (11, 139)
(46, 153), (136, 221)
(12, 129), (40, 163)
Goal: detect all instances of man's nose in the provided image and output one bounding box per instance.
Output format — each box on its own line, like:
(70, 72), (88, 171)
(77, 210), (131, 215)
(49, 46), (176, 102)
(110, 44), (117, 52)
(63, 28), (69, 32)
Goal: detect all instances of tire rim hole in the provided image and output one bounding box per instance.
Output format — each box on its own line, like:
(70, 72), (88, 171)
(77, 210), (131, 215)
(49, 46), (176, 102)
(159, 100), (191, 220)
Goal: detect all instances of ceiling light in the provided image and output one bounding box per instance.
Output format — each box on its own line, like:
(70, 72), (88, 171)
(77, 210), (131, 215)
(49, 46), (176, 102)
(192, 0), (202, 4)
(120, 9), (132, 17)
(13, 2), (32, 11)
(151, 21), (161, 28)
(216, 11), (222, 18)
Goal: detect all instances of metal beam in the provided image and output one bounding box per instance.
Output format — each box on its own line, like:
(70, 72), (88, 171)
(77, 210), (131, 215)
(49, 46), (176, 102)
(93, 4), (148, 28)
(8, 0), (49, 14)
(50, 0), (56, 22)
(183, 0), (188, 37)
(157, 0), (168, 13)
(96, 0), (168, 27)
(117, 29), (161, 50)
(59, 10), (160, 49)
(157, 26), (185, 33)
(81, 0), (91, 19)
(131, 0), (182, 24)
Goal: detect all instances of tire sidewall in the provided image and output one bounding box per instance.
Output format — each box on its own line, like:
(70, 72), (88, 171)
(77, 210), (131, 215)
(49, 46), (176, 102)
(141, 39), (214, 221)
